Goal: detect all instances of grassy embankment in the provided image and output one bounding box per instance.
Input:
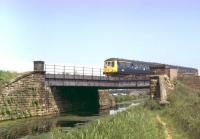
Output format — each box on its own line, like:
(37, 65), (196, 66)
(0, 70), (18, 87)
(162, 82), (200, 139)
(145, 80), (200, 139)
(0, 71), (19, 119)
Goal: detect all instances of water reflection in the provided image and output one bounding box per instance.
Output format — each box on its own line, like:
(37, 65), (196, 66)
(109, 102), (140, 115)
(0, 117), (55, 139)
(0, 100), (141, 139)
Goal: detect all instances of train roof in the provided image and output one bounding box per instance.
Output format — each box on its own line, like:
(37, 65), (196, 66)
(105, 58), (198, 71)
(105, 58), (159, 65)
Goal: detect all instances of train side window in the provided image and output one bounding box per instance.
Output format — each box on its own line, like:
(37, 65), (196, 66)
(127, 63), (131, 68)
(123, 63), (126, 68)
(131, 64), (134, 68)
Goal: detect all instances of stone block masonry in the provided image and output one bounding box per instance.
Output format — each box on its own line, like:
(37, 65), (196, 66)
(150, 75), (174, 104)
(178, 76), (200, 91)
(0, 71), (59, 121)
(98, 90), (112, 109)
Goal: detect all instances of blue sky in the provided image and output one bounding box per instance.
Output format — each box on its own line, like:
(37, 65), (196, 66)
(0, 0), (200, 71)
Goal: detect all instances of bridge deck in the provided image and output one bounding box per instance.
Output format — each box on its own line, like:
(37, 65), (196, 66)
(45, 74), (150, 88)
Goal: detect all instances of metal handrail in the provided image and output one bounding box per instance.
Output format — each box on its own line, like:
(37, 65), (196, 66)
(45, 64), (150, 82)
(45, 64), (105, 78)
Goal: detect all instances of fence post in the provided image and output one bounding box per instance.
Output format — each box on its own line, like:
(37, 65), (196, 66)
(54, 65), (56, 79)
(44, 64), (46, 72)
(83, 67), (84, 79)
(100, 68), (101, 80)
(73, 66), (75, 79)
(64, 66), (65, 79)
(92, 68), (93, 80)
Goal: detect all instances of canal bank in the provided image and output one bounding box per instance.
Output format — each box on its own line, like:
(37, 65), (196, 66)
(43, 105), (165, 139)
(0, 99), (144, 139)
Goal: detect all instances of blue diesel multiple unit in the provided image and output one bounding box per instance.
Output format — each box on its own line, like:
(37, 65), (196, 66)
(103, 58), (198, 76)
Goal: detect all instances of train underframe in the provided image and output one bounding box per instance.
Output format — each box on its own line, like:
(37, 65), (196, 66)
(104, 73), (150, 80)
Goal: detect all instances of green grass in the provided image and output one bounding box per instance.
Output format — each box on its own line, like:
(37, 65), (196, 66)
(49, 107), (165, 139)
(161, 83), (200, 139)
(160, 115), (191, 139)
(0, 70), (18, 87)
(144, 80), (200, 139)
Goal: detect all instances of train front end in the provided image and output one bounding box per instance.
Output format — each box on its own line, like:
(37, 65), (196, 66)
(103, 59), (118, 75)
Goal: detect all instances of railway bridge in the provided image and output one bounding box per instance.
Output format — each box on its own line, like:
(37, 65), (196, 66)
(0, 61), (163, 121)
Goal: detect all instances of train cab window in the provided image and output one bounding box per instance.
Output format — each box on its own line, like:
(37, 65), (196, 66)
(106, 61), (114, 67)
(111, 62), (114, 67)
(105, 62), (108, 67)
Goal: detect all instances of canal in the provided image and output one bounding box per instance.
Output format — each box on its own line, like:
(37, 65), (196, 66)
(0, 99), (143, 139)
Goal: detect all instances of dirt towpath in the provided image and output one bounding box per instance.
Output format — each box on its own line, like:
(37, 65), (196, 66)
(156, 115), (172, 139)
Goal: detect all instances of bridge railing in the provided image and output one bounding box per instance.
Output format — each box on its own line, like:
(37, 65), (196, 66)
(45, 64), (149, 82)
(45, 64), (105, 78)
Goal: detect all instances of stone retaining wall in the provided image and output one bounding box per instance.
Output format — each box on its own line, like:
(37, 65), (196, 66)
(0, 72), (59, 121)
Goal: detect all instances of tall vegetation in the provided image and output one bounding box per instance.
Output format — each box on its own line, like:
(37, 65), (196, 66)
(144, 81), (200, 139)
(163, 83), (200, 138)
(50, 107), (165, 139)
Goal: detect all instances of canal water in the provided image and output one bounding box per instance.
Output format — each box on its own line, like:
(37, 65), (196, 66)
(0, 100), (142, 139)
